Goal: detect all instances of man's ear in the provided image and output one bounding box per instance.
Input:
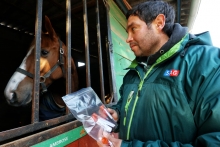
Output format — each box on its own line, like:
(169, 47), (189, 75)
(154, 14), (166, 31)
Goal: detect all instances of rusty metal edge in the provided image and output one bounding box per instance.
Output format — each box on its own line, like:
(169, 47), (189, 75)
(0, 114), (75, 143)
(0, 120), (82, 147)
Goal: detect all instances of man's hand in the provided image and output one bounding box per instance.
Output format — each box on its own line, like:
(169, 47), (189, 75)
(97, 131), (122, 147)
(107, 108), (119, 122)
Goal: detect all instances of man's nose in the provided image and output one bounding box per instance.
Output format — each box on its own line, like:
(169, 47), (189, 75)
(126, 34), (132, 43)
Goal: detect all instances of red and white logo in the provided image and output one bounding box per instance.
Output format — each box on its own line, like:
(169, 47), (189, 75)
(164, 69), (180, 77)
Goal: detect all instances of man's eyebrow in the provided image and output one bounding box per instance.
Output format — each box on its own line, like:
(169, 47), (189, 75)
(126, 22), (135, 32)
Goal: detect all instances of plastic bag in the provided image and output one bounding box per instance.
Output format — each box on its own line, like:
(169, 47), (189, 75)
(62, 87), (117, 145)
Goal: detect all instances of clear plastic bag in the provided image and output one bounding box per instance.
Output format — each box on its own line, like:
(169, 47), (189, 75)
(62, 87), (117, 145)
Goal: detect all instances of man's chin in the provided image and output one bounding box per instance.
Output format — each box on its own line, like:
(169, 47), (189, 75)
(131, 49), (138, 55)
(131, 47), (141, 56)
(133, 51), (142, 57)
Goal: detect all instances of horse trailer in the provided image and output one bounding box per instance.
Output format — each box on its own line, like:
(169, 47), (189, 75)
(0, 0), (198, 146)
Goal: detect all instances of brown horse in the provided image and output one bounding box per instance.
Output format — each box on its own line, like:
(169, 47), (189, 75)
(4, 16), (78, 121)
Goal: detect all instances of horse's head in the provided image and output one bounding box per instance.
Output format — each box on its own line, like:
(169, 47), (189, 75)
(4, 16), (78, 107)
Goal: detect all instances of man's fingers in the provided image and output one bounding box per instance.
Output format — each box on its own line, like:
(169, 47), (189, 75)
(107, 108), (118, 121)
(97, 140), (110, 147)
(107, 108), (114, 114)
(103, 131), (115, 141)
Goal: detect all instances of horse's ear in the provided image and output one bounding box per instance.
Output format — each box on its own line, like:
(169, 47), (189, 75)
(44, 15), (57, 40)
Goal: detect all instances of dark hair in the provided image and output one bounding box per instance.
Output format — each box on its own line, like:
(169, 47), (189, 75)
(126, 0), (175, 36)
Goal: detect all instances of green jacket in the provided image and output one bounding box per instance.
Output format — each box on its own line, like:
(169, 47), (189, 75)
(111, 24), (220, 147)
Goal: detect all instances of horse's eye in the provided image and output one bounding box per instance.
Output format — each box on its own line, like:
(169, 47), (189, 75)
(41, 50), (49, 56)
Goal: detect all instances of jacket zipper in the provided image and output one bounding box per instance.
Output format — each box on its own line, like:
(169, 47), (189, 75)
(126, 65), (154, 140)
(123, 91), (134, 126)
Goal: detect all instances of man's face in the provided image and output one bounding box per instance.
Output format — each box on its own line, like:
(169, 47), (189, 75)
(126, 15), (159, 57)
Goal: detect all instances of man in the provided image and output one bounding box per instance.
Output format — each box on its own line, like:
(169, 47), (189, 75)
(98, 0), (220, 146)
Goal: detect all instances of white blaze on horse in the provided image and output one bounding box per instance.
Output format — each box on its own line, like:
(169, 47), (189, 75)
(4, 16), (78, 121)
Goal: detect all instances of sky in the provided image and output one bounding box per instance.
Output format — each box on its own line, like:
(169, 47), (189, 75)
(191, 0), (220, 48)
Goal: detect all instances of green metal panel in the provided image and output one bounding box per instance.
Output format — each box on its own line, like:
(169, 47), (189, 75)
(108, 0), (135, 98)
(31, 126), (86, 147)
(107, 0), (127, 29)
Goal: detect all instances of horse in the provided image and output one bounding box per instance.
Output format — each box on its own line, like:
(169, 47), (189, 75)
(4, 16), (78, 121)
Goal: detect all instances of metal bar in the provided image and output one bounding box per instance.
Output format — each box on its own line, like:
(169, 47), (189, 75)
(66, 0), (71, 94)
(105, 0), (118, 103)
(66, 0), (71, 114)
(96, 0), (105, 103)
(83, 0), (91, 87)
(0, 114), (75, 143)
(177, 0), (181, 23)
(0, 120), (81, 147)
(32, 0), (43, 123)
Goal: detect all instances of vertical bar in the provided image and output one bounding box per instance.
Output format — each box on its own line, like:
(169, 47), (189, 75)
(177, 0), (181, 23)
(66, 0), (71, 94)
(32, 0), (43, 123)
(83, 0), (91, 87)
(66, 0), (71, 114)
(96, 0), (105, 103)
(105, 0), (118, 103)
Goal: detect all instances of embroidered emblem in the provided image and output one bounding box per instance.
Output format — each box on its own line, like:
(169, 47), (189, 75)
(164, 69), (180, 77)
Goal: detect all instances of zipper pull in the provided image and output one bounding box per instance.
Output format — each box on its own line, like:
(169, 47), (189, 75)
(123, 111), (127, 126)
